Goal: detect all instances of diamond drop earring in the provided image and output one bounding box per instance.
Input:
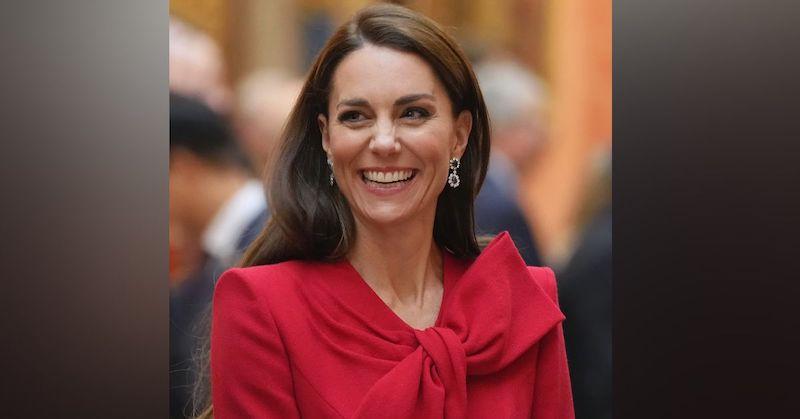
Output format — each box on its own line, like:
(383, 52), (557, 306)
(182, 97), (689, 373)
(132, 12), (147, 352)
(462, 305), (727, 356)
(327, 157), (335, 186)
(448, 157), (460, 188)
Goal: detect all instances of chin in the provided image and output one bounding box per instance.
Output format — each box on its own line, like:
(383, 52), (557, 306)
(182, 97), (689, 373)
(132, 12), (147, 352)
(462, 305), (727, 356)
(359, 206), (413, 227)
(345, 182), (439, 229)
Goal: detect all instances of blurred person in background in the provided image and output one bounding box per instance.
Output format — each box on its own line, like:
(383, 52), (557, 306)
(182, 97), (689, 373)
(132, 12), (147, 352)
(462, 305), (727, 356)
(170, 16), (232, 115)
(169, 92), (267, 418)
(474, 59), (549, 266)
(169, 15), (235, 282)
(557, 150), (611, 419)
(234, 69), (303, 175)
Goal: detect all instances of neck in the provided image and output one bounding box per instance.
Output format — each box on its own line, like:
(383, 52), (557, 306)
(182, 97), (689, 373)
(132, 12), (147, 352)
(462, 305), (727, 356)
(348, 210), (443, 309)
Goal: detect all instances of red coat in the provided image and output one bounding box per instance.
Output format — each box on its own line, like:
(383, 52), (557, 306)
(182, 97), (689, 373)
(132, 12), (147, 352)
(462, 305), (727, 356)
(211, 232), (575, 418)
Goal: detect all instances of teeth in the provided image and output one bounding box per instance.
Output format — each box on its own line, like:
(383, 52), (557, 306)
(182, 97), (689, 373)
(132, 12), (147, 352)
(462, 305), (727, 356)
(363, 170), (413, 183)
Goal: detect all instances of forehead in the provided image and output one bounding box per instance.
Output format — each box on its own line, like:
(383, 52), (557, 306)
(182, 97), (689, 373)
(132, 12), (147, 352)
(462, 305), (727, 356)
(329, 44), (445, 103)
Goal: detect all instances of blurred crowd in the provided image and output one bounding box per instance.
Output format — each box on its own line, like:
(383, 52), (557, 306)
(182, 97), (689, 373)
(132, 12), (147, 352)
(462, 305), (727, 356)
(169, 4), (610, 418)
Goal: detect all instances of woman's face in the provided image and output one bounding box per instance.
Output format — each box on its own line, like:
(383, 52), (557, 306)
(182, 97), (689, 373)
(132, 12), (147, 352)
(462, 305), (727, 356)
(319, 44), (471, 229)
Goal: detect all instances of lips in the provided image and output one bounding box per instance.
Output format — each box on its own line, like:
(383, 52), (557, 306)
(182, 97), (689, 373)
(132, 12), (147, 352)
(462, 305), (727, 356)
(362, 169), (415, 184)
(359, 168), (418, 194)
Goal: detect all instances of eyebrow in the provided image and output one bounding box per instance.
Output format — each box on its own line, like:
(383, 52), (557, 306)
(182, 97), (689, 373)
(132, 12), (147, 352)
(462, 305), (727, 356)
(335, 93), (435, 109)
(395, 93), (435, 106)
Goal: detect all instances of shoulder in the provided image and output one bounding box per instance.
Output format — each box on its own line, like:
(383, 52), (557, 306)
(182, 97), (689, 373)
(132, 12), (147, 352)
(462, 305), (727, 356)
(526, 266), (559, 306)
(213, 260), (312, 309)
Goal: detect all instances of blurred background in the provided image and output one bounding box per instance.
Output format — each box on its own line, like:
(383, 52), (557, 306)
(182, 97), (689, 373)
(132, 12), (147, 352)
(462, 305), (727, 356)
(169, 0), (610, 418)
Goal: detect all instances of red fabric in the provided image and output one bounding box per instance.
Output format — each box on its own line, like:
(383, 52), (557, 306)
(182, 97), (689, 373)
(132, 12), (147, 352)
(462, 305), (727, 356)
(211, 232), (574, 418)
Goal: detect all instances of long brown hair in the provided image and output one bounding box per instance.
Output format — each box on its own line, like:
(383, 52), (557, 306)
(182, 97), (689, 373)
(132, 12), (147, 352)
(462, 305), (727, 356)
(241, 3), (491, 267)
(195, 4), (491, 417)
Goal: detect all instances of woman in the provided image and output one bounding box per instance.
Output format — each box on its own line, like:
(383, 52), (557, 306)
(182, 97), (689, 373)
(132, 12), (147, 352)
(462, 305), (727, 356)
(208, 4), (574, 418)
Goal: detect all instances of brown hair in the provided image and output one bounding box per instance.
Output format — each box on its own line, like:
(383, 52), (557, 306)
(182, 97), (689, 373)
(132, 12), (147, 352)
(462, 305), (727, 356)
(241, 3), (491, 267)
(194, 4), (490, 417)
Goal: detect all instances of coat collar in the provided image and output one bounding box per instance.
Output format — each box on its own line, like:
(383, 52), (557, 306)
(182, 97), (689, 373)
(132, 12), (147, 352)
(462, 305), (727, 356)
(331, 231), (565, 373)
(343, 232), (566, 418)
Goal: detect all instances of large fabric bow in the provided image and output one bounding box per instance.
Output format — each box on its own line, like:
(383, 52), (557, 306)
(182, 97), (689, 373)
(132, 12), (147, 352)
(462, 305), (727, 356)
(345, 233), (565, 418)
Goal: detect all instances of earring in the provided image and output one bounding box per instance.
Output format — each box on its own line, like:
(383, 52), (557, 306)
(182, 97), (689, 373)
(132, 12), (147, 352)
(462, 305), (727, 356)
(448, 158), (460, 188)
(327, 157), (335, 186)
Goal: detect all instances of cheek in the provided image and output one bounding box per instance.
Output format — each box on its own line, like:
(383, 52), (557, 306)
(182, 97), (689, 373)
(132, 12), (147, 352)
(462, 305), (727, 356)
(328, 127), (367, 165)
(403, 124), (455, 165)
(168, 182), (183, 216)
(169, 174), (191, 217)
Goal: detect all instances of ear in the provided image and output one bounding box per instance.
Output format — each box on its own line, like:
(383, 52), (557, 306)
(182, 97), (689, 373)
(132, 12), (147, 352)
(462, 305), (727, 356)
(452, 110), (472, 159)
(318, 113), (330, 154)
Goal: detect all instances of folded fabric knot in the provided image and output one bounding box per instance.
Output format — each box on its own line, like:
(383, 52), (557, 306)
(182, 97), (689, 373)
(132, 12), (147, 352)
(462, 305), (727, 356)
(353, 326), (468, 419)
(414, 327), (467, 412)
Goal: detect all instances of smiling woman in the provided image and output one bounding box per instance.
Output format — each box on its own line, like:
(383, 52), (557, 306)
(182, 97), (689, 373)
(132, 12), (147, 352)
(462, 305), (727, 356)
(202, 3), (574, 419)
(319, 44), (472, 235)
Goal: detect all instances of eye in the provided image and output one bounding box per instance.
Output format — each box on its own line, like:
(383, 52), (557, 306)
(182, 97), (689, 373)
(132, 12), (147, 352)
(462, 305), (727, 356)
(337, 110), (366, 123)
(401, 107), (430, 120)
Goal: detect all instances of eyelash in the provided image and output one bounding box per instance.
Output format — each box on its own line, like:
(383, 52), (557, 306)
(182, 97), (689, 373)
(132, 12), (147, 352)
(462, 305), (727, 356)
(337, 107), (431, 124)
(402, 107), (430, 119)
(338, 111), (365, 123)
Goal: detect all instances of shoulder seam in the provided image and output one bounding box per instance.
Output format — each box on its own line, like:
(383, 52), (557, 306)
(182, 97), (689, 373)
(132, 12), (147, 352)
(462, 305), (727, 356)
(527, 266), (559, 306)
(214, 267), (301, 408)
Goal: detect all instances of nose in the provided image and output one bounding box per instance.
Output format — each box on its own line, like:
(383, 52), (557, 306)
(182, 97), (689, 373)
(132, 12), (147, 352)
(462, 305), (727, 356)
(368, 118), (401, 156)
